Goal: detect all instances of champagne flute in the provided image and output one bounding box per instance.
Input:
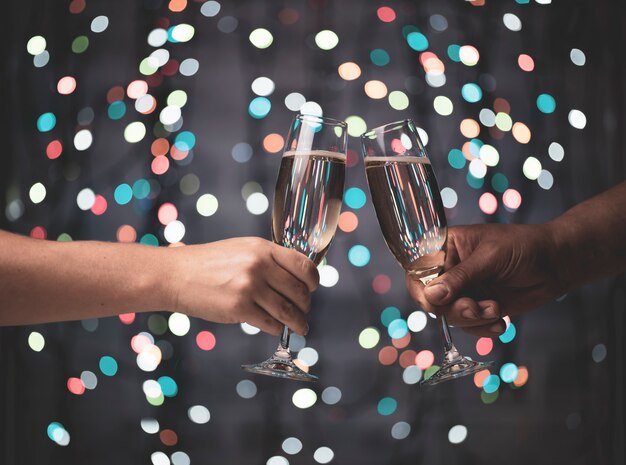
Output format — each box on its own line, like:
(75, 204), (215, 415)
(242, 114), (347, 382)
(360, 119), (493, 386)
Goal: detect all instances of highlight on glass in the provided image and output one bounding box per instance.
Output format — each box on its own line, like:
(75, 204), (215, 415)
(360, 118), (493, 386)
(242, 114), (347, 382)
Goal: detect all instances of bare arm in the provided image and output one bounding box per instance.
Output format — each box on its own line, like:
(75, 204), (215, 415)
(0, 231), (319, 335)
(406, 181), (626, 337)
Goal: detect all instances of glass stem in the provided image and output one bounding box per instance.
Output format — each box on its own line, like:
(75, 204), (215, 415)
(280, 325), (290, 350)
(439, 314), (460, 362)
(272, 325), (292, 360)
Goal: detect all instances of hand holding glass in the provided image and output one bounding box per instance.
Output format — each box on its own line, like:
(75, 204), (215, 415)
(242, 114), (347, 382)
(361, 119), (493, 386)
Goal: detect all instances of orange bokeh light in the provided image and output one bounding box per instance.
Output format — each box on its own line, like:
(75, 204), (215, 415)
(364, 80), (388, 99)
(378, 346), (398, 365)
(263, 133), (284, 153)
(338, 62), (361, 81)
(512, 122), (531, 144)
(460, 119), (480, 138)
(415, 350), (435, 370)
(338, 211), (358, 232)
(473, 369), (491, 388)
(151, 138), (170, 157)
(399, 350), (417, 368)
(514, 366), (529, 387)
(168, 0), (187, 12)
(117, 224), (137, 243)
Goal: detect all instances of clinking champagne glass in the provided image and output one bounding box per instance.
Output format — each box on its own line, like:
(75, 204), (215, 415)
(242, 114), (347, 382)
(360, 119), (493, 386)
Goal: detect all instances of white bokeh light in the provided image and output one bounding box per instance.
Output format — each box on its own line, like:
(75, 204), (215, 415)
(188, 405), (211, 424)
(168, 312), (190, 336)
(76, 188), (96, 210)
(74, 129), (93, 151)
(251, 76), (275, 96)
(164, 220), (185, 243)
(29, 182), (46, 204)
(292, 388), (317, 409)
(246, 192), (269, 215)
(448, 425), (468, 444)
(319, 265), (339, 287)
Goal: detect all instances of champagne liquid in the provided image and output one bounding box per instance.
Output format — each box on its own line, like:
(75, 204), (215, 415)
(272, 150), (346, 265)
(365, 156), (447, 280)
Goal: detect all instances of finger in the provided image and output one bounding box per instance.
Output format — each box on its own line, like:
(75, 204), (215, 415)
(444, 299), (502, 328)
(255, 288), (308, 336)
(241, 304), (284, 336)
(423, 249), (493, 306)
(462, 319), (507, 337)
(271, 245), (320, 292)
(405, 274), (438, 314)
(265, 265), (312, 314)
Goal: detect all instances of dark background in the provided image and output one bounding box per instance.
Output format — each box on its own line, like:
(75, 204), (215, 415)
(1, 0), (625, 464)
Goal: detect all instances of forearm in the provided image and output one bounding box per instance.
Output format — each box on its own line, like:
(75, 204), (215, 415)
(0, 231), (172, 325)
(547, 181), (626, 290)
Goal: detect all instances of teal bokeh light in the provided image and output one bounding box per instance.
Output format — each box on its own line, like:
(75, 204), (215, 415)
(132, 179), (151, 199)
(158, 376), (178, 397)
(47, 422), (65, 442)
(536, 94), (556, 114)
(406, 32), (429, 52)
(344, 187), (366, 209)
(99, 356), (118, 376)
(447, 44), (461, 62)
(107, 101), (126, 120)
(499, 322), (517, 343)
(388, 319), (409, 339)
(483, 374), (500, 393)
(500, 363), (519, 383)
(466, 172), (484, 189)
(461, 83), (483, 103)
(448, 149), (466, 169)
(37, 112), (56, 132)
(140, 233), (159, 246)
(248, 97), (271, 119)
(348, 245), (371, 267)
(174, 131), (196, 151)
(491, 173), (509, 193)
(377, 397), (398, 416)
(370, 48), (390, 66)
(114, 183), (133, 205)
(381, 306), (401, 327)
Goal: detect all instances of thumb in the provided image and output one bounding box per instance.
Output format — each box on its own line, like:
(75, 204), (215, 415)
(423, 251), (492, 305)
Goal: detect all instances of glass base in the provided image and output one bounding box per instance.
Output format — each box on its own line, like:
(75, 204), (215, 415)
(242, 352), (318, 382)
(420, 356), (494, 387)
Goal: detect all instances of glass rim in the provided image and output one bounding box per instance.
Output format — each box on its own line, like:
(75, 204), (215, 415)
(296, 113), (347, 128)
(361, 118), (414, 138)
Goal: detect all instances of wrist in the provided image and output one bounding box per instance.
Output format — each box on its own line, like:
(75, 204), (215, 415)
(133, 244), (178, 313)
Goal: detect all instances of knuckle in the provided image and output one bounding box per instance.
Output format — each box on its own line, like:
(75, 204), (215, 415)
(449, 266), (472, 288)
(280, 299), (296, 318)
(300, 257), (315, 275)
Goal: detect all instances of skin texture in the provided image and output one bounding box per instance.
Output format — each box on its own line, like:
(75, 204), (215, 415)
(0, 233), (318, 336)
(407, 181), (626, 337)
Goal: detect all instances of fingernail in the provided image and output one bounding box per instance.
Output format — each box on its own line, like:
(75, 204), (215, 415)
(488, 322), (505, 335)
(304, 324), (309, 336)
(461, 308), (475, 320)
(424, 282), (449, 303)
(482, 306), (499, 319)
